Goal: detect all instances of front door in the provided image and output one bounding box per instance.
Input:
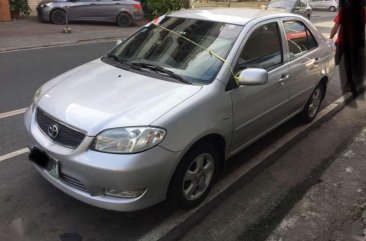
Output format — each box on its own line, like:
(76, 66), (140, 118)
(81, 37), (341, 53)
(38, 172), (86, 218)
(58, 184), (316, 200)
(230, 21), (290, 154)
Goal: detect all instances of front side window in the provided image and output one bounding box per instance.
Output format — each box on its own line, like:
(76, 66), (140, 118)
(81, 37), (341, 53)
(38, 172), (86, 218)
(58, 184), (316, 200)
(284, 21), (318, 60)
(105, 17), (243, 84)
(237, 22), (283, 71)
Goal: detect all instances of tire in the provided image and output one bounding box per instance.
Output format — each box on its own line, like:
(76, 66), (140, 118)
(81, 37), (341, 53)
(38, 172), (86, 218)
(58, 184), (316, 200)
(329, 6), (336, 12)
(168, 143), (219, 209)
(117, 13), (132, 27)
(299, 83), (324, 123)
(50, 9), (66, 25)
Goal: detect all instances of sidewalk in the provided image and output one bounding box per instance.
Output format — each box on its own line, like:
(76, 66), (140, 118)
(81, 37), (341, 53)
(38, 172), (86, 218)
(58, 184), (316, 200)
(267, 95), (366, 241)
(0, 15), (144, 52)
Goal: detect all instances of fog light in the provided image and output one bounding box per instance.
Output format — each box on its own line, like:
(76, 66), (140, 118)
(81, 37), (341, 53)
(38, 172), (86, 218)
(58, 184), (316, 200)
(104, 188), (145, 198)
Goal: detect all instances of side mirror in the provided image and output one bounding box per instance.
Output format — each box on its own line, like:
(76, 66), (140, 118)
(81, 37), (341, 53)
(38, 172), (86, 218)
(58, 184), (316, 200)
(237, 68), (268, 86)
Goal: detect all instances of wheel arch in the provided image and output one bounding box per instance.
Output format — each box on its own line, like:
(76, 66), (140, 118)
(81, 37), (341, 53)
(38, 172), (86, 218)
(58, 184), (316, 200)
(116, 11), (132, 22)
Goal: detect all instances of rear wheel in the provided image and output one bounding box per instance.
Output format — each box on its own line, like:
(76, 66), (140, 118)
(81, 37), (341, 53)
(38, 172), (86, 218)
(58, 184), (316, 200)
(168, 143), (218, 208)
(329, 6), (336, 12)
(50, 9), (66, 25)
(117, 13), (132, 27)
(299, 83), (324, 123)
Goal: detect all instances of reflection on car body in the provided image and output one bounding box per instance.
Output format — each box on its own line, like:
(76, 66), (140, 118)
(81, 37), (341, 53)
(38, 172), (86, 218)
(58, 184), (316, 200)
(25, 8), (335, 211)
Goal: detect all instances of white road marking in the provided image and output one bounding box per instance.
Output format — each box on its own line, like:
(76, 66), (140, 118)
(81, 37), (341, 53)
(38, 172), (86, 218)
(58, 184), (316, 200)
(0, 108), (27, 119)
(0, 148), (29, 163)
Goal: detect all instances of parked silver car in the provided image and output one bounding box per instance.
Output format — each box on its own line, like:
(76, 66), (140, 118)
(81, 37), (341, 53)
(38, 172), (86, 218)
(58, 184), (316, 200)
(267, 0), (312, 19)
(36, 0), (143, 26)
(25, 8), (335, 211)
(309, 0), (338, 12)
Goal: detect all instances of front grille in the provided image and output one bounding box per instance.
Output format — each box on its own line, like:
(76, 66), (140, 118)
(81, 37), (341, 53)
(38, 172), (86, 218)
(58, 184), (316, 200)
(60, 173), (88, 192)
(36, 108), (86, 149)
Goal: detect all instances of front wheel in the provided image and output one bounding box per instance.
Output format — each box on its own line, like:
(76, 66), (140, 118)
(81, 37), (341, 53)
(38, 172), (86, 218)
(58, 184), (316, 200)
(50, 9), (66, 25)
(299, 84), (324, 123)
(168, 143), (218, 208)
(329, 6), (336, 12)
(117, 13), (132, 27)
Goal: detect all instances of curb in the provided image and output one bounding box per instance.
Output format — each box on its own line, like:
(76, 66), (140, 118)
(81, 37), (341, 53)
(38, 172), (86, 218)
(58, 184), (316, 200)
(138, 92), (354, 241)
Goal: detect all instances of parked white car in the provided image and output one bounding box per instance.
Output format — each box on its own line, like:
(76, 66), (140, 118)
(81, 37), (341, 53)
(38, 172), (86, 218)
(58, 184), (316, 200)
(309, 0), (338, 11)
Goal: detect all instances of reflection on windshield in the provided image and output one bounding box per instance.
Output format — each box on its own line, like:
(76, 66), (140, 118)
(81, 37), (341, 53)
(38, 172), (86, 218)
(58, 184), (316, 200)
(109, 17), (243, 84)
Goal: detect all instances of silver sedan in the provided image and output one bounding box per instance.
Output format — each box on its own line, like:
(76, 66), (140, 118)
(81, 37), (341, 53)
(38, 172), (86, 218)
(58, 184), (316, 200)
(25, 8), (335, 211)
(36, 0), (143, 27)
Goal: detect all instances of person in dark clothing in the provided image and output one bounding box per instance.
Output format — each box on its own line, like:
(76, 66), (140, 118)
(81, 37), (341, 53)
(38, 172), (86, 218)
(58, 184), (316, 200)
(330, 0), (366, 96)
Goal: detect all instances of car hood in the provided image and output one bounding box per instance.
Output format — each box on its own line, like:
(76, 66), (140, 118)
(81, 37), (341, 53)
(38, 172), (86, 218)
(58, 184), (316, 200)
(37, 59), (202, 136)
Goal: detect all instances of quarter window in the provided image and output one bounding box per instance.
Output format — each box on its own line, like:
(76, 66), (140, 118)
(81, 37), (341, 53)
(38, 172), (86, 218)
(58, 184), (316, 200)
(237, 22), (283, 71)
(284, 21), (318, 59)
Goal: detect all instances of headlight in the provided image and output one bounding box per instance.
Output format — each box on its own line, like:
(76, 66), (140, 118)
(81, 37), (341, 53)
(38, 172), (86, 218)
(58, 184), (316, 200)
(91, 127), (166, 154)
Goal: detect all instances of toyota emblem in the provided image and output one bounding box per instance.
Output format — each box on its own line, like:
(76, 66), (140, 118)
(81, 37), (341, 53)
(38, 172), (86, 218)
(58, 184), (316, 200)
(47, 124), (59, 139)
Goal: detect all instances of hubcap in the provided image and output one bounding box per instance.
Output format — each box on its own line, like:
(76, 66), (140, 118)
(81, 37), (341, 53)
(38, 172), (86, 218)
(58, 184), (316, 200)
(182, 153), (214, 200)
(308, 88), (321, 118)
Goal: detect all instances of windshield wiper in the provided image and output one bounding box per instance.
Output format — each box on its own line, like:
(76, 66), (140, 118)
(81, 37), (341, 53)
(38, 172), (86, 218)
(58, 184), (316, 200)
(107, 54), (141, 71)
(130, 62), (191, 84)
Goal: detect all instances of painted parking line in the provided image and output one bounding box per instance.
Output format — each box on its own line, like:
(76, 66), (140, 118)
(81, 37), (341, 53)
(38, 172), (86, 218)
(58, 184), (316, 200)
(0, 148), (29, 163)
(0, 108), (27, 120)
(138, 93), (353, 241)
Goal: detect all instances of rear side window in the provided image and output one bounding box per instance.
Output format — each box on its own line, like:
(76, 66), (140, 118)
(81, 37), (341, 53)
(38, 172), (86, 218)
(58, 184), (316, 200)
(237, 22), (283, 71)
(284, 21), (318, 60)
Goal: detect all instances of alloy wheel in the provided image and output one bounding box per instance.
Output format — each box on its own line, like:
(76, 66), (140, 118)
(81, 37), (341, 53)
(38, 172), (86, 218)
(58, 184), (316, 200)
(182, 153), (214, 201)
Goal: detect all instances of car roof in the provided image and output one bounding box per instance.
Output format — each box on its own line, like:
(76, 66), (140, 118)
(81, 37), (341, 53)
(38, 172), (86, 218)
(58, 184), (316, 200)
(168, 7), (295, 25)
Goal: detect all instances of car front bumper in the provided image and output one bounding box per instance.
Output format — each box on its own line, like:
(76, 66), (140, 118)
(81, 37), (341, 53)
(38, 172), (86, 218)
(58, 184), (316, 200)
(36, 7), (51, 22)
(24, 106), (181, 211)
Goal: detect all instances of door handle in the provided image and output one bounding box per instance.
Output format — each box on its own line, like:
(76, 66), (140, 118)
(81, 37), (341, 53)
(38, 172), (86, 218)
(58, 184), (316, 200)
(278, 74), (289, 85)
(314, 57), (321, 65)
(89, 3), (96, 5)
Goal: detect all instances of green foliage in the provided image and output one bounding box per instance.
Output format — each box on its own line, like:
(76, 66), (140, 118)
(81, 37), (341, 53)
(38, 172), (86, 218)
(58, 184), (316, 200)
(9, 0), (31, 15)
(141, 0), (189, 20)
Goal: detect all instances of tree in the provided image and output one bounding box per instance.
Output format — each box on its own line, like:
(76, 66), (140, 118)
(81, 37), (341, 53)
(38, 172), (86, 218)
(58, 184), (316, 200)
(141, 0), (192, 20)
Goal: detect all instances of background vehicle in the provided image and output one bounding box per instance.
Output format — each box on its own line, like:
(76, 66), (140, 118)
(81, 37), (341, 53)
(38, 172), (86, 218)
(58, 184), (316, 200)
(36, 0), (143, 27)
(309, 0), (338, 12)
(267, 0), (312, 19)
(25, 8), (335, 211)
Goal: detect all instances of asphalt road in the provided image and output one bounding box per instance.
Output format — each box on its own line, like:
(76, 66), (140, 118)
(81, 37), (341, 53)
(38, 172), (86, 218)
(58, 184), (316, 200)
(0, 11), (346, 241)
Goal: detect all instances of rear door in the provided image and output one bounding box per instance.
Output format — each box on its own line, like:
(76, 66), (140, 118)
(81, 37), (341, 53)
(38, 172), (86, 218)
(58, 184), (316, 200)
(68, 0), (101, 21)
(230, 20), (291, 153)
(281, 19), (322, 111)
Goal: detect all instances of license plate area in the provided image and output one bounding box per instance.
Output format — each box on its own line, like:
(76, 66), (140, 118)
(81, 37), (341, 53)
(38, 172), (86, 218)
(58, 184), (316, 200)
(29, 147), (59, 178)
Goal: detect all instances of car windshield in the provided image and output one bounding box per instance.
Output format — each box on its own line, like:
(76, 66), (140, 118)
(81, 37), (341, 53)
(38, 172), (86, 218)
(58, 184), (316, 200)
(106, 17), (243, 84)
(268, 0), (296, 9)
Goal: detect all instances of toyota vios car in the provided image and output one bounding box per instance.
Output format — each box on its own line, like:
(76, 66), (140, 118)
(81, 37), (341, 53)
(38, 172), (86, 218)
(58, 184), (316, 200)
(25, 8), (335, 211)
(36, 0), (143, 26)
